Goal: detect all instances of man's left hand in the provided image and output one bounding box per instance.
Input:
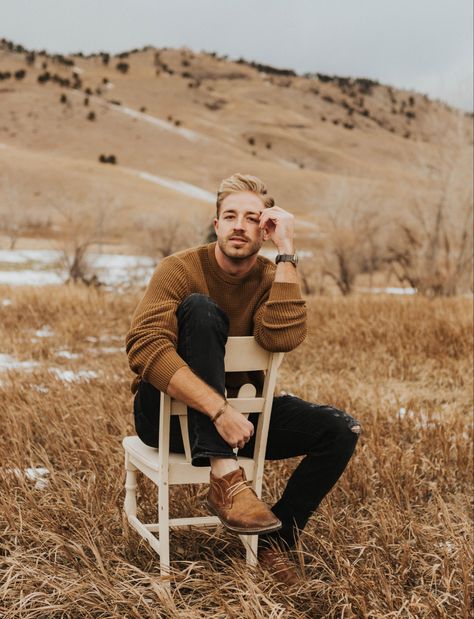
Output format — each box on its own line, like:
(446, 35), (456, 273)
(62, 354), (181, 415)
(258, 206), (295, 254)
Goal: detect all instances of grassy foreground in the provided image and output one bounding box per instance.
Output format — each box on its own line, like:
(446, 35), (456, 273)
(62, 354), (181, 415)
(0, 286), (472, 618)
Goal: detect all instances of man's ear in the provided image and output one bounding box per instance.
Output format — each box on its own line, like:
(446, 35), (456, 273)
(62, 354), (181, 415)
(213, 217), (218, 234)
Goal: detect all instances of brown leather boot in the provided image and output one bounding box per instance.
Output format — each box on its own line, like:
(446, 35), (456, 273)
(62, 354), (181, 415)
(206, 467), (282, 534)
(258, 546), (300, 586)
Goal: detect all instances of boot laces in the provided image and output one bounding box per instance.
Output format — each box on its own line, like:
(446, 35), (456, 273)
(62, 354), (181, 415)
(227, 479), (253, 499)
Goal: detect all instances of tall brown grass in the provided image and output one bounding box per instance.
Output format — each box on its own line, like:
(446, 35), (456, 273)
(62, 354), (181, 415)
(0, 285), (472, 618)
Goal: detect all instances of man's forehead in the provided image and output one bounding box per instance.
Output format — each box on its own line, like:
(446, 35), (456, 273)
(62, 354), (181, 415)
(221, 192), (265, 213)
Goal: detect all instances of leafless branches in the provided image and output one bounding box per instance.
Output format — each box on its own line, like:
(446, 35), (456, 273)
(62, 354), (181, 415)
(52, 191), (115, 285)
(134, 210), (212, 263)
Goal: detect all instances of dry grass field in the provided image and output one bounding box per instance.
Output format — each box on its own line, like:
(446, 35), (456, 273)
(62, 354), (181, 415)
(0, 285), (472, 618)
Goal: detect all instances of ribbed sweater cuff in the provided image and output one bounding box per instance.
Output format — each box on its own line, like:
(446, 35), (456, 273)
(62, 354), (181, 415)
(268, 282), (303, 302)
(146, 349), (188, 393)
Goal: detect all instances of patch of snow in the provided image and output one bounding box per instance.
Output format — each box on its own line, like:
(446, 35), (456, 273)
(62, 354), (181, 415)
(55, 350), (80, 360)
(277, 158), (300, 170)
(85, 336), (98, 343)
(0, 270), (64, 286)
(1, 298), (12, 306)
(116, 105), (204, 142)
(93, 346), (123, 354)
(132, 170), (215, 204)
(49, 368), (98, 383)
(397, 406), (447, 429)
(32, 384), (49, 394)
(359, 287), (417, 295)
(0, 249), (60, 264)
(35, 325), (54, 338)
(0, 249), (155, 288)
(0, 354), (39, 372)
(104, 82), (114, 90)
(100, 334), (123, 342)
(4, 466), (50, 489)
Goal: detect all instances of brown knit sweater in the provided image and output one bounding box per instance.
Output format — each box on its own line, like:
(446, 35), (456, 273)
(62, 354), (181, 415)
(126, 242), (307, 395)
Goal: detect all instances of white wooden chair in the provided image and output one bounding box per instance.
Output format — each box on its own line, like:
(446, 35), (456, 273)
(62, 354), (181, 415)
(122, 336), (283, 578)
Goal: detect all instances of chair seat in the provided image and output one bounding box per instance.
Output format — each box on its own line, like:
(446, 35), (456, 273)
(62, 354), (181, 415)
(123, 436), (256, 485)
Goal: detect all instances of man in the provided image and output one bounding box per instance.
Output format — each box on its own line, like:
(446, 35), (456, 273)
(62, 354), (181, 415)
(126, 173), (361, 585)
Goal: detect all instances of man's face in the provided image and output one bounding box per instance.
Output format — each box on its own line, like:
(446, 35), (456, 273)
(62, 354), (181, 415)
(214, 191), (267, 260)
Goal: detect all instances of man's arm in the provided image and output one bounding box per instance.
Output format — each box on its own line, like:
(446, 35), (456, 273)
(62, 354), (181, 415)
(253, 206), (307, 351)
(125, 256), (190, 392)
(167, 367), (254, 449)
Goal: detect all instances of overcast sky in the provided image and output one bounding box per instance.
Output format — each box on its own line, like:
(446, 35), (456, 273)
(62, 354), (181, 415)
(1, 0), (472, 110)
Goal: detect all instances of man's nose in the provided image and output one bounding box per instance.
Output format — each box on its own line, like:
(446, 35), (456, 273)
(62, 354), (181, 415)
(233, 217), (246, 230)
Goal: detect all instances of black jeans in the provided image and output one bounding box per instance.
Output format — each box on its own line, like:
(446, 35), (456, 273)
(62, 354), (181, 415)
(133, 293), (360, 548)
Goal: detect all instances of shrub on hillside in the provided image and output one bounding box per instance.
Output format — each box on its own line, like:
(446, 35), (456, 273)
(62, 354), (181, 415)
(98, 154), (117, 164)
(116, 62), (129, 74)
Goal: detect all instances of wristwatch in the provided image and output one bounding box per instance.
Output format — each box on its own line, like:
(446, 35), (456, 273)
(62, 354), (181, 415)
(275, 253), (299, 267)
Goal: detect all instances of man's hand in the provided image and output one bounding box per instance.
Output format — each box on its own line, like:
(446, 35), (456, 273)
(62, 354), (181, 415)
(214, 405), (254, 449)
(259, 205), (295, 254)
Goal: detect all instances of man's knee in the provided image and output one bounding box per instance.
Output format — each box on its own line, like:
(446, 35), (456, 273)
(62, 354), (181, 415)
(322, 405), (362, 444)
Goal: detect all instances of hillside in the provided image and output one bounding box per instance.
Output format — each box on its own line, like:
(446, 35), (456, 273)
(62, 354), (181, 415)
(0, 38), (472, 253)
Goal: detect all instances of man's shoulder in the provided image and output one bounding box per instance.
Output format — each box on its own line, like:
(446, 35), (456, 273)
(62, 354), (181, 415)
(163, 243), (209, 266)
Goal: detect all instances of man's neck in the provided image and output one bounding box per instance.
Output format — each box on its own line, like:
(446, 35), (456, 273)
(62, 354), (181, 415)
(214, 243), (258, 278)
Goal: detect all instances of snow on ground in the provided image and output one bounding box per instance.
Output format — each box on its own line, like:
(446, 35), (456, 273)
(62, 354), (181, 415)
(55, 350), (80, 360)
(0, 249), (155, 287)
(358, 286), (417, 295)
(35, 325), (54, 338)
(131, 169), (215, 203)
(0, 249), (60, 265)
(114, 105), (205, 142)
(277, 157), (300, 170)
(3, 467), (50, 489)
(0, 354), (39, 372)
(49, 368), (98, 383)
(0, 270), (64, 286)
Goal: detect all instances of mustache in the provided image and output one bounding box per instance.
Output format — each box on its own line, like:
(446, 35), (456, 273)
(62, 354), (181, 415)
(228, 235), (249, 241)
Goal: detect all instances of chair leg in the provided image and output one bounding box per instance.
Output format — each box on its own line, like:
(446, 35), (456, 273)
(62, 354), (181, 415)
(124, 453), (137, 519)
(158, 481), (170, 577)
(240, 534), (259, 567)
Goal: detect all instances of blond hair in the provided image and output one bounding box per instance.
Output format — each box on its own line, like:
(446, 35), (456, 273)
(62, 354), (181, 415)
(216, 173), (274, 217)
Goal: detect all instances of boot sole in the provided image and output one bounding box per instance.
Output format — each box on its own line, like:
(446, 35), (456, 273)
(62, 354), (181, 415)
(206, 501), (282, 535)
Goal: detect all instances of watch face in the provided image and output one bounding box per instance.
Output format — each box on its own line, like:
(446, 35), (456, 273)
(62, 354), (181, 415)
(276, 254), (298, 265)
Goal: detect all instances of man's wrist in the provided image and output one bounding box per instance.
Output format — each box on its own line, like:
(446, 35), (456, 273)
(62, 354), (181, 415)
(211, 399), (228, 424)
(276, 243), (294, 254)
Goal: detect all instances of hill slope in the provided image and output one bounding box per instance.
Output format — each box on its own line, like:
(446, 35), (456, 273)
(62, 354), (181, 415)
(0, 38), (472, 250)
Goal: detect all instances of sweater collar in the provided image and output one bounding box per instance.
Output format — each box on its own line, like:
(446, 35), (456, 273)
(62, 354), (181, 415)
(206, 242), (263, 285)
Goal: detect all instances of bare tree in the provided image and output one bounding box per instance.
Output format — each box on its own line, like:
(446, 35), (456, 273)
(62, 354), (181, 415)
(387, 110), (473, 296)
(0, 180), (31, 250)
(134, 211), (212, 263)
(52, 192), (114, 285)
(320, 181), (387, 295)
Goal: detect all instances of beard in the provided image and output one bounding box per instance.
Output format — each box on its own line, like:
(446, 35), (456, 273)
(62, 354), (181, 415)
(217, 234), (262, 261)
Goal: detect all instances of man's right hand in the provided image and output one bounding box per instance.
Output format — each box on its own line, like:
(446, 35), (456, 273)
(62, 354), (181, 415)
(214, 405), (254, 449)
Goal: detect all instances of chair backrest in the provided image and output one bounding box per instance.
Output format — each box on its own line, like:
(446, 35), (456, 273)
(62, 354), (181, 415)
(158, 336), (283, 493)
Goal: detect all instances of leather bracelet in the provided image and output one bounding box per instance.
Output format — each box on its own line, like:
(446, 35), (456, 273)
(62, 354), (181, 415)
(211, 399), (228, 424)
